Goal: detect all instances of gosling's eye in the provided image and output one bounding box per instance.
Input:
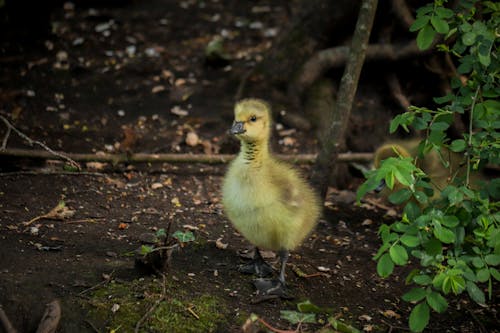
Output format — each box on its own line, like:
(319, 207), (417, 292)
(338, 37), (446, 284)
(250, 115), (257, 122)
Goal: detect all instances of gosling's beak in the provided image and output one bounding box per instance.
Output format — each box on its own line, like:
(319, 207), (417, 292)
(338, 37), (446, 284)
(375, 179), (386, 193)
(230, 121), (246, 135)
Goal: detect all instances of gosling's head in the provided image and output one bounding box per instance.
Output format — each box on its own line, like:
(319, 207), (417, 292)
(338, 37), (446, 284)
(231, 98), (271, 143)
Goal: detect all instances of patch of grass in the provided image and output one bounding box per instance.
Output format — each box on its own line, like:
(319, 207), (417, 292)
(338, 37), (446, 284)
(82, 278), (228, 332)
(150, 294), (226, 332)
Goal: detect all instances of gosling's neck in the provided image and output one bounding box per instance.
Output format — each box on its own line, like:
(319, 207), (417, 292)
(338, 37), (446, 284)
(239, 139), (269, 167)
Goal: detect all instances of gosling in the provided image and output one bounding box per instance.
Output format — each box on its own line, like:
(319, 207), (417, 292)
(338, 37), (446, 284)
(222, 98), (321, 297)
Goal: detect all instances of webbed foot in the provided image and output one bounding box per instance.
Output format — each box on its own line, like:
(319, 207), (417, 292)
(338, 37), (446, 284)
(239, 259), (274, 277)
(253, 278), (293, 299)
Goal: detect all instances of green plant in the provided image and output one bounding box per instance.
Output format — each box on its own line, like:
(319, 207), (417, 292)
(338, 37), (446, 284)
(357, 1), (499, 332)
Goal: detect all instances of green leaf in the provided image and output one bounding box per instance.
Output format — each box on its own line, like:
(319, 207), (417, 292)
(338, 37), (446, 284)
(485, 254), (500, 266)
(328, 317), (362, 333)
(426, 291), (448, 313)
(424, 238), (443, 256)
(401, 234), (420, 247)
(140, 245), (154, 255)
(410, 16), (430, 32)
(477, 268), (490, 282)
(490, 268), (500, 281)
(297, 300), (323, 314)
(280, 310), (316, 324)
(172, 230), (195, 243)
(446, 275), (466, 294)
(414, 274), (433, 286)
(462, 31), (476, 45)
(433, 224), (455, 244)
(442, 216), (459, 228)
(430, 16), (449, 34)
(156, 228), (167, 238)
(450, 139), (466, 152)
(402, 287), (427, 302)
(377, 253), (394, 278)
(388, 188), (412, 205)
(409, 302), (430, 332)
(435, 7), (454, 19)
(472, 257), (484, 268)
(417, 24), (436, 50)
(466, 281), (486, 305)
(390, 244), (409, 265)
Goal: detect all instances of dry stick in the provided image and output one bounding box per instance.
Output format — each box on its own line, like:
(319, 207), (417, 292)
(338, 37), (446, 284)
(0, 115), (81, 170)
(0, 305), (18, 333)
(292, 40), (427, 99)
(0, 148), (373, 165)
(134, 274), (167, 333)
(311, 0), (379, 199)
(1, 126), (11, 150)
(387, 73), (411, 111)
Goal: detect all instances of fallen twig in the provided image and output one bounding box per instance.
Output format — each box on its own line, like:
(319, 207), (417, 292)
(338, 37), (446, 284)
(0, 115), (81, 170)
(257, 317), (296, 333)
(134, 274), (168, 333)
(24, 201), (75, 226)
(65, 218), (106, 224)
(78, 271), (115, 296)
(0, 148), (373, 165)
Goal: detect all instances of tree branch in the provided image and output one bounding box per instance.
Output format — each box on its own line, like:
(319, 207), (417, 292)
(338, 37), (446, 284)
(0, 115), (81, 170)
(311, 0), (379, 198)
(0, 148), (373, 165)
(291, 39), (429, 99)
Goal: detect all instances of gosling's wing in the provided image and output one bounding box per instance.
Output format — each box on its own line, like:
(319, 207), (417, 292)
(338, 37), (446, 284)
(268, 161), (305, 210)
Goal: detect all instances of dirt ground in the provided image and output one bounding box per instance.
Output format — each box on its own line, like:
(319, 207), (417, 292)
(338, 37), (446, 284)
(0, 0), (498, 332)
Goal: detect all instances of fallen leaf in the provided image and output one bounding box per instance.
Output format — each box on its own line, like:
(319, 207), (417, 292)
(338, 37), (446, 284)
(359, 314), (373, 321)
(151, 85), (165, 93)
(111, 303), (120, 313)
(362, 219), (373, 226)
(380, 309), (401, 319)
(151, 182), (163, 189)
(118, 223), (128, 230)
(86, 162), (107, 170)
(185, 131), (199, 146)
(171, 197), (182, 207)
(215, 237), (228, 250)
(24, 201), (75, 226)
(171, 106), (189, 117)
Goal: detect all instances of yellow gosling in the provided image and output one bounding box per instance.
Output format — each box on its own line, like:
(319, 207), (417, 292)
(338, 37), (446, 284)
(222, 98), (321, 297)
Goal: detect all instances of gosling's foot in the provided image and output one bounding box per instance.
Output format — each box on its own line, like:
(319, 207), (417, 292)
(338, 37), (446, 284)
(253, 278), (293, 299)
(239, 259), (274, 277)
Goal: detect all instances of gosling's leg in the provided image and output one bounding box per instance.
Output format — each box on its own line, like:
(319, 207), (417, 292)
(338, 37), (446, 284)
(278, 249), (289, 286)
(239, 247), (274, 277)
(253, 249), (292, 299)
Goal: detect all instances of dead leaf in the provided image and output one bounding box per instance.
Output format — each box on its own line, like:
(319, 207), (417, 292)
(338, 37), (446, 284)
(86, 162), (107, 170)
(151, 85), (166, 94)
(151, 182), (163, 189)
(359, 314), (372, 321)
(362, 219), (373, 226)
(215, 238), (228, 250)
(118, 223), (128, 230)
(171, 106), (189, 117)
(171, 197), (182, 207)
(24, 201), (76, 226)
(185, 131), (199, 146)
(380, 309), (401, 319)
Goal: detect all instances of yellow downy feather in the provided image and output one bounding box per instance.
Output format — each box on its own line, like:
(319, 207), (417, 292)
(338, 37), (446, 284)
(222, 99), (321, 252)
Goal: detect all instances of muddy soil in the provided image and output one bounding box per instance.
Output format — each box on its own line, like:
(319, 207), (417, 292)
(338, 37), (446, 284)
(0, 0), (497, 332)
